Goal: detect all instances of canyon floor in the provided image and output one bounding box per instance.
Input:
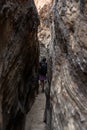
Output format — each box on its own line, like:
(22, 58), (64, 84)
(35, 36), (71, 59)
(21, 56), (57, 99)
(25, 88), (48, 130)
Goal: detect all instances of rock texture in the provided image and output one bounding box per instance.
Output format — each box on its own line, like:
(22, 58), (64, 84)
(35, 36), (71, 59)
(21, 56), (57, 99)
(48, 0), (87, 130)
(35, 0), (52, 60)
(0, 0), (39, 130)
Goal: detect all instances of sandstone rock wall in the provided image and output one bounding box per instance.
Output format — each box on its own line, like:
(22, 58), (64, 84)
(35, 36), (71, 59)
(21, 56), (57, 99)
(49, 0), (87, 130)
(35, 0), (52, 60)
(0, 0), (39, 130)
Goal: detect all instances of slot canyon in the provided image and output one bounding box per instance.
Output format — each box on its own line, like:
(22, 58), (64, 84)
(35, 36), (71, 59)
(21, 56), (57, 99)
(0, 0), (87, 130)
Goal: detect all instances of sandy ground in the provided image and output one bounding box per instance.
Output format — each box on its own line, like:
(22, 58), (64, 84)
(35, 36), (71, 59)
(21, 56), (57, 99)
(25, 91), (48, 130)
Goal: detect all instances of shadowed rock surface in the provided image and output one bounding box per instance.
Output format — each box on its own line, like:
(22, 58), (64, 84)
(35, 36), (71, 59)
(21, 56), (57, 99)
(0, 0), (39, 130)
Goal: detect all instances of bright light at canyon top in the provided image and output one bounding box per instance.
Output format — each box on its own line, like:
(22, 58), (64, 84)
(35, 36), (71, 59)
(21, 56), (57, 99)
(35, 0), (52, 11)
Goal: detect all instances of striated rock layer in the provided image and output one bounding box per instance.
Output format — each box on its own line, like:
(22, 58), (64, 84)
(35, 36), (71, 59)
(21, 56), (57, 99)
(48, 0), (87, 130)
(0, 0), (39, 130)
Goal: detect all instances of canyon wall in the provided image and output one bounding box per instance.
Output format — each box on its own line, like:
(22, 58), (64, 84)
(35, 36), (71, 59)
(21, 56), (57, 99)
(35, 0), (52, 60)
(49, 0), (87, 130)
(0, 0), (39, 130)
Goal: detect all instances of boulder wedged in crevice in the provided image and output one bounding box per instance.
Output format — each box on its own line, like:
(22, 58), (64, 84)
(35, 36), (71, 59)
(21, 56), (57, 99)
(0, 0), (39, 130)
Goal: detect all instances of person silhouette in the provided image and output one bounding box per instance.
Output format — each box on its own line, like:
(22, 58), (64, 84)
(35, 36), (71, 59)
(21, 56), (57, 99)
(39, 58), (47, 92)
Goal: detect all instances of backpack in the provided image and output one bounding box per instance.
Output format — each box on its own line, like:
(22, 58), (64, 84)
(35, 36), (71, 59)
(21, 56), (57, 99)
(39, 62), (47, 75)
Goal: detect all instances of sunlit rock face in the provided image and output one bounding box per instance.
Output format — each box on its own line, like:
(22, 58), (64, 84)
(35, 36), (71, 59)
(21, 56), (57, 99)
(0, 0), (39, 130)
(49, 0), (87, 130)
(35, 0), (52, 60)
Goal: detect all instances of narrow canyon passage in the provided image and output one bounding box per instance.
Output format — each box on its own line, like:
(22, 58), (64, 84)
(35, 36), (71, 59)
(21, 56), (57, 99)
(25, 90), (47, 130)
(0, 0), (87, 130)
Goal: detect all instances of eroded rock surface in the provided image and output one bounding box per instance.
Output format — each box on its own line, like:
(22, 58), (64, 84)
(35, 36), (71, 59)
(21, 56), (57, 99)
(0, 0), (39, 130)
(48, 0), (87, 130)
(35, 0), (52, 60)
